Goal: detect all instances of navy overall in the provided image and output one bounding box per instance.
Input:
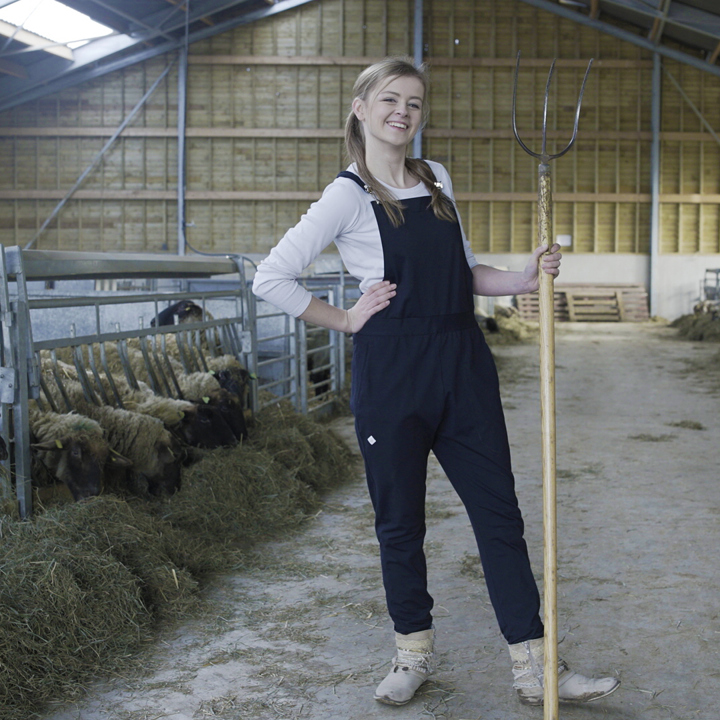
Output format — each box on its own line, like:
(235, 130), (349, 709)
(340, 169), (544, 645)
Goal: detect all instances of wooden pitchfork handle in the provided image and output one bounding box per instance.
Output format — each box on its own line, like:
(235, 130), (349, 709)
(512, 52), (592, 720)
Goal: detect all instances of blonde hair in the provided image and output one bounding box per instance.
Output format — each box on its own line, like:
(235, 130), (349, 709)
(344, 56), (457, 227)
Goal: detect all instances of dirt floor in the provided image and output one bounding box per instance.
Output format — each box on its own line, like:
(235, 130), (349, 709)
(42, 322), (719, 720)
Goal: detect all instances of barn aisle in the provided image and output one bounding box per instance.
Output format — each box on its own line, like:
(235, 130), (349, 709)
(43, 323), (719, 720)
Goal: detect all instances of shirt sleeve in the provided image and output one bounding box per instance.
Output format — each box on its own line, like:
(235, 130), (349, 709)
(252, 180), (362, 317)
(426, 160), (479, 271)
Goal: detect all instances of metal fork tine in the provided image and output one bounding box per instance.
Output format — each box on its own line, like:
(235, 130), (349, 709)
(541, 60), (556, 158)
(551, 58), (593, 161)
(512, 52), (593, 162)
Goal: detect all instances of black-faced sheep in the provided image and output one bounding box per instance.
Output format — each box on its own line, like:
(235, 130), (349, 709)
(109, 344), (248, 441)
(150, 300), (211, 327)
(40, 353), (238, 449)
(29, 406), (132, 500)
(46, 342), (248, 442)
(205, 355), (251, 409)
(40, 379), (183, 496)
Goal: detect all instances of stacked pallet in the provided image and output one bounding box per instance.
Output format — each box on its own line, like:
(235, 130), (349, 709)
(515, 284), (649, 322)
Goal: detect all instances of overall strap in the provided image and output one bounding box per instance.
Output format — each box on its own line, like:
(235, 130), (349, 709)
(337, 170), (371, 193)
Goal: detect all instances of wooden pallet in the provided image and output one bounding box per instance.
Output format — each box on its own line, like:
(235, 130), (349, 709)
(515, 284), (649, 322)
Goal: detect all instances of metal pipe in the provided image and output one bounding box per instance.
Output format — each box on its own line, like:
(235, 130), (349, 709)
(177, 3), (190, 256)
(516, 0), (720, 81)
(650, 52), (662, 318)
(663, 66), (720, 149)
(24, 60), (175, 249)
(412, 0), (423, 159)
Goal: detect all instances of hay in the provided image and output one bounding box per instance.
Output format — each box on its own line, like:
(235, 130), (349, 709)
(0, 502), (151, 718)
(159, 444), (317, 563)
(671, 313), (720, 341)
(251, 401), (354, 492)
(482, 312), (539, 345)
(0, 404), (355, 720)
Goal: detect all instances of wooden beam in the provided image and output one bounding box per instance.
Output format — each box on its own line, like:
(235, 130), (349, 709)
(188, 54), (382, 66)
(0, 19), (73, 60)
(0, 190), (667, 202)
(187, 54), (652, 69)
(165, 0), (214, 27)
(589, 0), (600, 21)
(0, 57), (27, 79)
(709, 40), (720, 66)
(5, 127), (720, 143)
(649, 17), (662, 44)
(0, 126), (346, 138)
(4, 190), (719, 203)
(454, 193), (653, 203)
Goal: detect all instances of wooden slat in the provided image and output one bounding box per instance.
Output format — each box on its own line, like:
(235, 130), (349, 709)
(3, 126), (720, 144)
(515, 284), (649, 322)
(187, 55), (652, 69)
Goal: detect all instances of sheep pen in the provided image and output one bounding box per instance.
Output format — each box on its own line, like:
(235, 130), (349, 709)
(0, 402), (355, 720)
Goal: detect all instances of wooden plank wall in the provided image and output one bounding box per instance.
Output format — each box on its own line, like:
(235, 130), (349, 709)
(0, 0), (718, 257)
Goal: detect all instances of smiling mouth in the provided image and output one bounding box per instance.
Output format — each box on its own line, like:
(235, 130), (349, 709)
(388, 122), (408, 129)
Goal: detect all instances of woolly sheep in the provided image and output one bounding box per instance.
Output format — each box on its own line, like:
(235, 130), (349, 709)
(28, 405), (132, 500)
(44, 343), (247, 441)
(39, 353), (238, 449)
(41, 378), (182, 496)
(108, 344), (248, 441)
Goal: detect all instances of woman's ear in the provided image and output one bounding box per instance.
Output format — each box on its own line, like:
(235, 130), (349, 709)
(352, 97), (365, 122)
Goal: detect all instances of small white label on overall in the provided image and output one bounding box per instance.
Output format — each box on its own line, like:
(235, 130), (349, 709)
(367, 436), (376, 445)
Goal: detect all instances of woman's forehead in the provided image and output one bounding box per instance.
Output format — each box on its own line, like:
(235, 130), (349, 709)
(373, 74), (425, 99)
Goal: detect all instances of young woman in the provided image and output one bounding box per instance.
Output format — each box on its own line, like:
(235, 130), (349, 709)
(253, 56), (619, 707)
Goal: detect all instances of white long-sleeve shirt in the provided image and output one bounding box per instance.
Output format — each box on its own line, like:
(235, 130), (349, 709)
(251, 161), (478, 317)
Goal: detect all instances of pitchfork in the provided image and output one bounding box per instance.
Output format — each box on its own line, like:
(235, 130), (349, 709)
(511, 52), (592, 720)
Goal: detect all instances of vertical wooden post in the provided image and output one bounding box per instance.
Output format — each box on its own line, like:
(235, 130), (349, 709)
(537, 162), (558, 720)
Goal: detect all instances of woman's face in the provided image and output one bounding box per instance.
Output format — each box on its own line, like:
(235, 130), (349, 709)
(353, 74), (425, 150)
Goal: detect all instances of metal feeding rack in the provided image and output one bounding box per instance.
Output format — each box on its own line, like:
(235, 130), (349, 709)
(702, 269), (720, 302)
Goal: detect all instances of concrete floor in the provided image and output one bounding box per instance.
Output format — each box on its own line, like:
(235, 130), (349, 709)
(43, 323), (720, 720)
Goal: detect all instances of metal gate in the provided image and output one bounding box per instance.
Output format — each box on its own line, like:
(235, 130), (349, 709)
(0, 245), (354, 518)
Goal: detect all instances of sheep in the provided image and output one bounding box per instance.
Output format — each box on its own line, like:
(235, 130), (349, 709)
(28, 405), (132, 500)
(150, 300), (212, 327)
(109, 343), (249, 441)
(40, 378), (183, 497)
(41, 357), (237, 450)
(39, 353), (238, 449)
(205, 354), (251, 409)
(45, 342), (248, 441)
(169, 370), (248, 441)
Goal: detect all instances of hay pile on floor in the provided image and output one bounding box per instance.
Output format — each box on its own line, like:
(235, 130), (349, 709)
(481, 307), (539, 345)
(0, 404), (355, 720)
(671, 312), (720, 341)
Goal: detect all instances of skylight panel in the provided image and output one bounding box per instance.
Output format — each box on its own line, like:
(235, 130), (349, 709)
(0, 0), (114, 49)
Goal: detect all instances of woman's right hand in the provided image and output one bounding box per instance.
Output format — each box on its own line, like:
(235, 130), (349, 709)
(346, 280), (396, 333)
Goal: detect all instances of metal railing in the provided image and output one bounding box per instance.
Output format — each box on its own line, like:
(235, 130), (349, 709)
(0, 245), (355, 518)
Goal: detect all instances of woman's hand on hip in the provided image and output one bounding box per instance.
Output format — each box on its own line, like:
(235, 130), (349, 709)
(346, 280), (396, 333)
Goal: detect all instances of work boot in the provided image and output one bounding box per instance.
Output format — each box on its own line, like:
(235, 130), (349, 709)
(374, 628), (434, 705)
(508, 637), (620, 705)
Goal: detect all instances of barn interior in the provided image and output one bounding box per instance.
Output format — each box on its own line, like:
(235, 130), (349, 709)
(0, 1), (719, 719)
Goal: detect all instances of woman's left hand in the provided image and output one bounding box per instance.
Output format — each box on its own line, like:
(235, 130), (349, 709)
(521, 243), (562, 293)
